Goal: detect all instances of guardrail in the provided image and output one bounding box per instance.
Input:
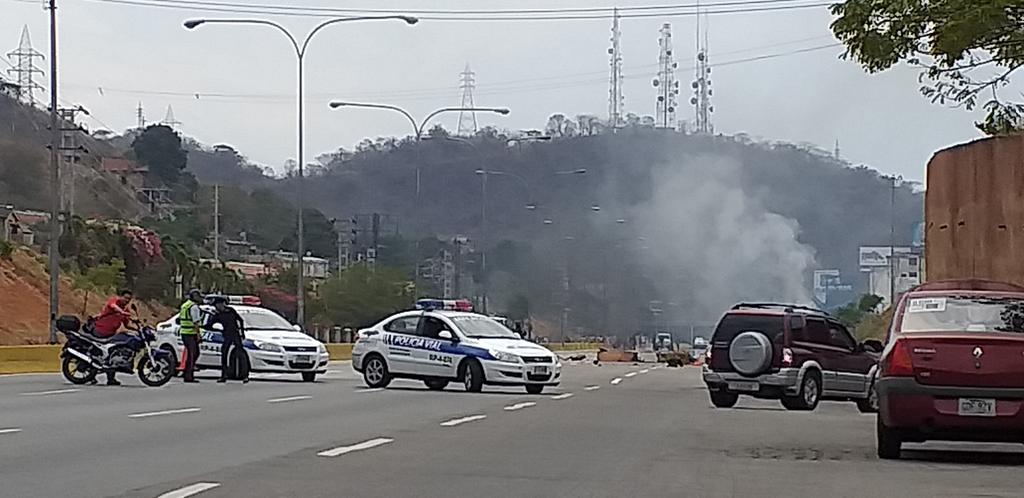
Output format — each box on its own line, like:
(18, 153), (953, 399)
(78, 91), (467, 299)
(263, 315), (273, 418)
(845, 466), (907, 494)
(0, 342), (604, 374)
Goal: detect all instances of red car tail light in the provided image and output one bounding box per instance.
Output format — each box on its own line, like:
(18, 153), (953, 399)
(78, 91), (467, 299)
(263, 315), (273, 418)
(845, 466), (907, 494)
(882, 339), (914, 377)
(781, 347), (793, 367)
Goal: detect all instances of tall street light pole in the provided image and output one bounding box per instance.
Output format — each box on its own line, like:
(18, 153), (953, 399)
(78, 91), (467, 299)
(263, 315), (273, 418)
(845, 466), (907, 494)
(184, 15), (418, 326)
(328, 102), (508, 300)
(47, 0), (60, 344)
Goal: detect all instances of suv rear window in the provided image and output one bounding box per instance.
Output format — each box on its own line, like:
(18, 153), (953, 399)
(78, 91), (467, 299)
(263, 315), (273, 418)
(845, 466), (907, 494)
(712, 314), (785, 343)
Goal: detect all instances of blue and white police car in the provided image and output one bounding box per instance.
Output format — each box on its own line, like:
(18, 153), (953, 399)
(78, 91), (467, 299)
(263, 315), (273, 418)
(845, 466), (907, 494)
(352, 299), (562, 394)
(154, 295), (330, 382)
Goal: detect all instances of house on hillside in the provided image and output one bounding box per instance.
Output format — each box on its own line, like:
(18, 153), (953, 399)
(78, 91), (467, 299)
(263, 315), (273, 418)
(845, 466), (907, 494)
(100, 158), (148, 190)
(0, 205), (47, 245)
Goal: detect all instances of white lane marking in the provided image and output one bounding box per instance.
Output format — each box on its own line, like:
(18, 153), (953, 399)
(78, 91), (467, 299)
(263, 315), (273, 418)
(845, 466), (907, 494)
(267, 395), (312, 404)
(157, 482), (221, 498)
(0, 428), (22, 435)
(503, 402), (537, 411)
(129, 407), (201, 419)
(317, 437), (394, 458)
(583, 385), (601, 391)
(639, 369), (650, 374)
(611, 377), (623, 385)
(440, 414), (487, 427)
(550, 393), (574, 400)
(20, 388), (81, 396)
(357, 388), (384, 393)
(624, 372), (638, 378)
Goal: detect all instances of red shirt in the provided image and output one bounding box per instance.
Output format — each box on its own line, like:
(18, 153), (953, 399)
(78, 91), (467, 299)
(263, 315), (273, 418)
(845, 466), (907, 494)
(93, 297), (131, 337)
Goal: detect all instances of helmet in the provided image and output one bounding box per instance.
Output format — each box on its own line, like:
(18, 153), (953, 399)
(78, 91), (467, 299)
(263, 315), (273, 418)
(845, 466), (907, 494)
(187, 288), (203, 300)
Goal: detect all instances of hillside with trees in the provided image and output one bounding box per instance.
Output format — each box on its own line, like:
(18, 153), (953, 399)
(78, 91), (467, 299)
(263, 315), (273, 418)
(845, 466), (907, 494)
(187, 117), (923, 334)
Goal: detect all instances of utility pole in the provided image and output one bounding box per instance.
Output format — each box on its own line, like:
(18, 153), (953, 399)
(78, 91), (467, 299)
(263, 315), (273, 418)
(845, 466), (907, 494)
(480, 168), (488, 314)
(47, 0), (60, 344)
(889, 176), (897, 306)
(213, 184), (220, 261)
(58, 106), (88, 217)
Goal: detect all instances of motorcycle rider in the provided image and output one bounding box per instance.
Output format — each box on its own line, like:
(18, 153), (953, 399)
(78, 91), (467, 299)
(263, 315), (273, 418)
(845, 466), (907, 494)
(91, 289), (138, 386)
(179, 289), (204, 383)
(205, 295), (249, 383)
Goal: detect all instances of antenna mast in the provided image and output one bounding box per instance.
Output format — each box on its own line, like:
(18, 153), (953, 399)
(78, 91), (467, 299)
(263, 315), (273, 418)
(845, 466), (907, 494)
(653, 23), (679, 129)
(691, 2), (714, 134)
(607, 8), (624, 129)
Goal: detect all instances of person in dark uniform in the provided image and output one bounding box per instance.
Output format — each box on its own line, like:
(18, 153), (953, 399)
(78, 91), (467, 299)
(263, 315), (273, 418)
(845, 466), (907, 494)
(206, 296), (249, 383)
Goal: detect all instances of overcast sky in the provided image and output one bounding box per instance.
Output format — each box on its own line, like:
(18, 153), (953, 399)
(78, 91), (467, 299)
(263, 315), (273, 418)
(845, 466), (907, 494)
(0, 0), (1000, 182)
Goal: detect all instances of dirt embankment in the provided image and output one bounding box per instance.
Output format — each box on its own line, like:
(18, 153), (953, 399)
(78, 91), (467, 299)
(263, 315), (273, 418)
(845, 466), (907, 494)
(0, 247), (172, 345)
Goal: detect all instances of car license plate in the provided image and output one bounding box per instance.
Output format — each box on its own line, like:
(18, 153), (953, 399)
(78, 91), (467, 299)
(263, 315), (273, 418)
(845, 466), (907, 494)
(295, 355), (312, 363)
(958, 398), (996, 417)
(531, 366), (549, 375)
(727, 381), (759, 392)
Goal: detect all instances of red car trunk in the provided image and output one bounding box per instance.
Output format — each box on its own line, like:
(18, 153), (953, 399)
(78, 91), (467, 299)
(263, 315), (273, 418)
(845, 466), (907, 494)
(904, 333), (1024, 388)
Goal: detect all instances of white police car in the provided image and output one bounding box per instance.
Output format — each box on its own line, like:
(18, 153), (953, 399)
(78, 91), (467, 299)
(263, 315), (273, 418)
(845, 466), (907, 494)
(154, 295), (330, 382)
(352, 299), (562, 394)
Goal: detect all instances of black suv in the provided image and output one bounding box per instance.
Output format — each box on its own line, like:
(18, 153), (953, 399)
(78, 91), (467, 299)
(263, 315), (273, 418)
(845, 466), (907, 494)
(701, 303), (882, 412)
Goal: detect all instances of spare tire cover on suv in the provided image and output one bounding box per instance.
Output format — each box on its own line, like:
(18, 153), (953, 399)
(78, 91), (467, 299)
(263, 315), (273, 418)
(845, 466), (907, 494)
(729, 331), (773, 376)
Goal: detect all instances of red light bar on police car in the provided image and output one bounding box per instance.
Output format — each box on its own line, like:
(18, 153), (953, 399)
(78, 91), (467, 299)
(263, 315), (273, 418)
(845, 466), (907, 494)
(227, 295), (262, 306)
(415, 299), (473, 312)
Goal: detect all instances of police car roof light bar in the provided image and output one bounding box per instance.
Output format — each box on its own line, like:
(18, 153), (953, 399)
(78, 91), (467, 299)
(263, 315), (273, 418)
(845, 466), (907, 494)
(415, 298), (473, 312)
(210, 295), (262, 306)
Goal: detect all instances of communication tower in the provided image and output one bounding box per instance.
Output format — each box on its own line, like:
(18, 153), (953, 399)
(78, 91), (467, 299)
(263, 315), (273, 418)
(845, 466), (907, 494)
(607, 8), (624, 129)
(653, 23), (679, 129)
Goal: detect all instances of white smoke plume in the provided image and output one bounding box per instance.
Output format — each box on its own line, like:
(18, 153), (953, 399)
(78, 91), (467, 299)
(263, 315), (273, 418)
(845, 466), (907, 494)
(627, 156), (816, 322)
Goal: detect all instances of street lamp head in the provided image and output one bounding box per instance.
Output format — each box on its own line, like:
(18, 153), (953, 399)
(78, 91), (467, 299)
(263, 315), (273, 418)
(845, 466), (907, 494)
(573, 168), (587, 175)
(183, 19), (206, 29)
(543, 219), (554, 225)
(493, 108), (511, 115)
(400, 16), (420, 25)
(616, 219), (627, 224)
(591, 205), (601, 212)
(328, 101), (345, 109)
(525, 203), (537, 210)
(474, 169), (485, 175)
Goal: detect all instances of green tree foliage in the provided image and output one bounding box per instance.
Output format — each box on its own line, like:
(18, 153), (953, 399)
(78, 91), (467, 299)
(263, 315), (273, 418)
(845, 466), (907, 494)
(835, 294), (884, 328)
(132, 125), (188, 185)
(831, 0), (1024, 134)
(313, 266), (413, 328)
(73, 259), (126, 314)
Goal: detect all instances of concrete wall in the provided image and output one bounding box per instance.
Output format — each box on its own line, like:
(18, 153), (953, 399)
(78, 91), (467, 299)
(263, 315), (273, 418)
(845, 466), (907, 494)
(926, 134), (1024, 284)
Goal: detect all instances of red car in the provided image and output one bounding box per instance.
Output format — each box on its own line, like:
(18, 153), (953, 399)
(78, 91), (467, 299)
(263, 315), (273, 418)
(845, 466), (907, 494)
(876, 279), (1024, 459)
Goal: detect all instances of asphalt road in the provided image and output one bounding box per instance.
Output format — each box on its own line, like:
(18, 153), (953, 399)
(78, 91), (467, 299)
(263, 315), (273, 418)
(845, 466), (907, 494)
(2, 360), (1023, 498)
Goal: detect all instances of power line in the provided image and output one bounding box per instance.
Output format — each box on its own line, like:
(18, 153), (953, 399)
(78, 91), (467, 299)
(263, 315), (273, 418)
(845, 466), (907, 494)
(73, 0), (832, 20)
(59, 42), (841, 104)
(84, 0), (835, 15)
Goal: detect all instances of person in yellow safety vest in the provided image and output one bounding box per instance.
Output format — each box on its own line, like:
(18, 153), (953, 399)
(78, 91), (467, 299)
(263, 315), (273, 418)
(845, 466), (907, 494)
(179, 289), (204, 383)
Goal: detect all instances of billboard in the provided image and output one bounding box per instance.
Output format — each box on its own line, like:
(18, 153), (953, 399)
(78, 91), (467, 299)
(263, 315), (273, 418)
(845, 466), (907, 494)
(813, 270), (852, 304)
(859, 246), (911, 268)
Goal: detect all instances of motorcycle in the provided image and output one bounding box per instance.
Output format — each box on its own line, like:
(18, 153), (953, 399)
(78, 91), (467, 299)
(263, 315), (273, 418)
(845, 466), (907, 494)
(55, 315), (175, 387)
